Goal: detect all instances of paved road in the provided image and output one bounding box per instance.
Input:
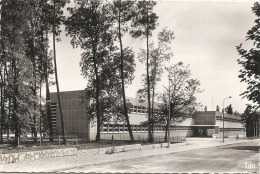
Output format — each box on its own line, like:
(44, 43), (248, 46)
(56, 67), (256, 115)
(62, 141), (259, 173)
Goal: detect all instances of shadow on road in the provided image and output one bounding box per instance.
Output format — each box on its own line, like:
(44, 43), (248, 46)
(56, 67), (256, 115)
(223, 145), (259, 152)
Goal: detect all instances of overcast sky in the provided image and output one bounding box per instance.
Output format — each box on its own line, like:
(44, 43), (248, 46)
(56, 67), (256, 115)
(51, 1), (256, 113)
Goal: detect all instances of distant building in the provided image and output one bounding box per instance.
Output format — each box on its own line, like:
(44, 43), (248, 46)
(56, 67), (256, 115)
(50, 90), (245, 140)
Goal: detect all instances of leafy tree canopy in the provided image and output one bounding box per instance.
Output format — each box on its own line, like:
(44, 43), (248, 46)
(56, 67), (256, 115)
(158, 62), (202, 124)
(236, 2), (260, 109)
(225, 104), (233, 114)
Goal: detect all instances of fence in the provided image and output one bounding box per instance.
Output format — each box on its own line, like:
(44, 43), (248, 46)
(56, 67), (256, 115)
(1, 135), (78, 146)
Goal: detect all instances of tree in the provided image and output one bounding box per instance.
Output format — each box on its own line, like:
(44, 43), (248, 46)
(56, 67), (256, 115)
(225, 104), (233, 114)
(0, 0), (62, 145)
(52, 0), (68, 145)
(23, 0), (66, 143)
(236, 2), (260, 109)
(24, 0), (49, 143)
(65, 0), (116, 142)
(82, 48), (135, 128)
(130, 0), (158, 143)
(241, 104), (259, 137)
(216, 105), (220, 112)
(39, 0), (66, 141)
(158, 62), (202, 141)
(66, 1), (137, 141)
(137, 27), (174, 137)
(234, 110), (241, 116)
(0, 0), (39, 145)
(110, 0), (136, 142)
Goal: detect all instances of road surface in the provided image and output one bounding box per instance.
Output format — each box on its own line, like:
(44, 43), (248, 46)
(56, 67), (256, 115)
(62, 141), (259, 173)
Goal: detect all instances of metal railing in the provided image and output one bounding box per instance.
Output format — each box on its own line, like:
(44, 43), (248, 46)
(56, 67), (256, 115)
(0, 135), (78, 146)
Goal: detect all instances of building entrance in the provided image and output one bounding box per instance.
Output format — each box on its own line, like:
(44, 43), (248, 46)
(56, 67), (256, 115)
(192, 126), (217, 137)
(194, 127), (207, 137)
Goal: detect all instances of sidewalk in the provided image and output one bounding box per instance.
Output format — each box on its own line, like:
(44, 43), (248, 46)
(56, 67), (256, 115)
(0, 138), (258, 172)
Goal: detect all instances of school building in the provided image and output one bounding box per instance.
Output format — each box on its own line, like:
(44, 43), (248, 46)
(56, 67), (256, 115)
(50, 90), (245, 140)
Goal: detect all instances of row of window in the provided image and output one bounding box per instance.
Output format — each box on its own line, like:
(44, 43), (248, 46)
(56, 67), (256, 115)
(129, 105), (161, 114)
(219, 128), (244, 131)
(216, 116), (241, 123)
(101, 124), (193, 132)
(129, 106), (194, 119)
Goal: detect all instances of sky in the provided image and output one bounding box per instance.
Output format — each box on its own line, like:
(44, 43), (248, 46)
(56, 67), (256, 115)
(51, 1), (256, 113)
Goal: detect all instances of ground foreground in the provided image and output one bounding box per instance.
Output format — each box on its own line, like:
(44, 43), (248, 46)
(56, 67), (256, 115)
(63, 141), (259, 173)
(0, 138), (258, 173)
(0, 139), (131, 154)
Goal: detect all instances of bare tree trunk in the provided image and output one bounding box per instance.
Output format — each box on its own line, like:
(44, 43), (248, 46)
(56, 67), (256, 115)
(31, 16), (37, 143)
(43, 28), (53, 142)
(146, 18), (152, 143)
(39, 81), (42, 145)
(12, 57), (19, 146)
(151, 86), (155, 135)
(0, 65), (6, 143)
(254, 121), (255, 138)
(53, 0), (66, 145)
(164, 119), (168, 142)
(118, 1), (134, 142)
(7, 77), (10, 140)
(93, 48), (101, 142)
(0, 69), (3, 143)
(256, 119), (259, 137)
(45, 74), (53, 141)
(0, 8), (3, 143)
(94, 64), (101, 142)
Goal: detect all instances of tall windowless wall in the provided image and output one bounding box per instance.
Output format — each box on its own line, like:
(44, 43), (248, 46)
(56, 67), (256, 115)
(50, 90), (90, 139)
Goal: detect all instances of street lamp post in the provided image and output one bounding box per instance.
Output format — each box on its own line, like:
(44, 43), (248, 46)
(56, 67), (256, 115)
(168, 75), (171, 148)
(222, 96), (231, 142)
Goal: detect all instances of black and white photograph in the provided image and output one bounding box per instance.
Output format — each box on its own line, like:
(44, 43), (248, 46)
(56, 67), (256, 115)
(0, 0), (259, 173)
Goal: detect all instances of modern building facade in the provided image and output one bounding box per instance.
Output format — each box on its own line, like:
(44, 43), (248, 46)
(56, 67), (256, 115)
(50, 90), (245, 140)
(193, 111), (244, 137)
(50, 90), (91, 139)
